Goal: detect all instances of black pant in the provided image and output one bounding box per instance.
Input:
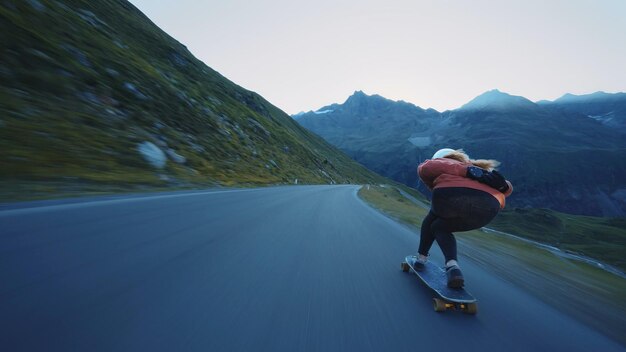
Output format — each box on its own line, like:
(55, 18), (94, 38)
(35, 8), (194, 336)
(418, 187), (500, 263)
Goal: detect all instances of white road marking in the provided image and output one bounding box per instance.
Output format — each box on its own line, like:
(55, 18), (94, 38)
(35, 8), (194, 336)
(0, 189), (260, 217)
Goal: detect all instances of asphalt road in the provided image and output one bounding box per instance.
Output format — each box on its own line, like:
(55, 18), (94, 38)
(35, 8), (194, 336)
(0, 185), (622, 351)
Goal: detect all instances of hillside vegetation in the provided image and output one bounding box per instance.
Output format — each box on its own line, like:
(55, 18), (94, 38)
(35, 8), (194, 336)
(0, 0), (385, 201)
(489, 208), (626, 272)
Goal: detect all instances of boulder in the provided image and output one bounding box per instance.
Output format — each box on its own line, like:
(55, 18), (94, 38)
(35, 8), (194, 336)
(113, 40), (128, 49)
(137, 141), (166, 169)
(123, 82), (148, 100)
(105, 68), (119, 77)
(166, 148), (186, 164)
(77, 91), (100, 105)
(61, 44), (92, 68)
(189, 142), (205, 153)
(170, 51), (189, 67)
(247, 118), (270, 139)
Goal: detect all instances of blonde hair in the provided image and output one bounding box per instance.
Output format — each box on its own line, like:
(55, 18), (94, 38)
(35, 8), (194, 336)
(443, 149), (501, 171)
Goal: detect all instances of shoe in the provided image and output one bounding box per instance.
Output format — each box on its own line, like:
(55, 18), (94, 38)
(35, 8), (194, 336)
(412, 255), (428, 271)
(446, 265), (464, 289)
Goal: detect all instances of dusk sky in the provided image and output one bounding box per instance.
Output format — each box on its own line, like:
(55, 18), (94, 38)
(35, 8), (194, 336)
(128, 0), (626, 114)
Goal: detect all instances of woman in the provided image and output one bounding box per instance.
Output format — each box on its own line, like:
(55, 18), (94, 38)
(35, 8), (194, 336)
(413, 148), (513, 288)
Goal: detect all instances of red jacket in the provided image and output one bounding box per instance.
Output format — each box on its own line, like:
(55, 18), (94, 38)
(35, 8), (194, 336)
(417, 158), (513, 209)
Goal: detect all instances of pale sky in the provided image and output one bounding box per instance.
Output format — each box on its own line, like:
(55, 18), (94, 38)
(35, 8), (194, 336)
(129, 0), (626, 114)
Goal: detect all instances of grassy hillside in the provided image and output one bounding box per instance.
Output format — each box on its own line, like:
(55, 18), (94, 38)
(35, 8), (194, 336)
(0, 0), (386, 201)
(489, 208), (626, 272)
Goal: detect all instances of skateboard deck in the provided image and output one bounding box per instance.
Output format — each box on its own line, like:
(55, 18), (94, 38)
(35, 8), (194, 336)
(402, 255), (478, 314)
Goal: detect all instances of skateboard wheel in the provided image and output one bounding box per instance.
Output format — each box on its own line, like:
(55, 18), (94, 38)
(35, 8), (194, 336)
(401, 262), (409, 272)
(464, 303), (478, 315)
(433, 298), (446, 312)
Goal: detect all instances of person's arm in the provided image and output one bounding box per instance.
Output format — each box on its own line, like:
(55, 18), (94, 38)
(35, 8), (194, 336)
(503, 181), (513, 197)
(418, 159), (468, 189)
(467, 167), (512, 194)
(417, 163), (434, 190)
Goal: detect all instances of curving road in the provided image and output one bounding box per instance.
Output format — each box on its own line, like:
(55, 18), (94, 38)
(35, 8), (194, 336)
(0, 185), (622, 351)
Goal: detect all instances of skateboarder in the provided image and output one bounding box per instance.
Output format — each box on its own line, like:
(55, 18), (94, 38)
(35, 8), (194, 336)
(415, 148), (513, 288)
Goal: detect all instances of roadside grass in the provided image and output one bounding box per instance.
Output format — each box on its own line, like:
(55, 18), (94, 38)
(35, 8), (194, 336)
(357, 184), (429, 227)
(459, 230), (626, 345)
(358, 185), (626, 346)
(490, 208), (626, 272)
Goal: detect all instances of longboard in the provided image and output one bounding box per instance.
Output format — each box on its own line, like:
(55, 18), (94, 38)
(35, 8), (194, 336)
(402, 255), (478, 314)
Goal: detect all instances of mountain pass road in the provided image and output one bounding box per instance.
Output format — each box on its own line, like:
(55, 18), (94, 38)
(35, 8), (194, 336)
(0, 185), (622, 351)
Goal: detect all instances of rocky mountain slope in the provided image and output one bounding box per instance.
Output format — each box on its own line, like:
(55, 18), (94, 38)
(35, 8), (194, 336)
(294, 91), (440, 184)
(296, 90), (626, 217)
(0, 0), (386, 200)
(538, 91), (626, 131)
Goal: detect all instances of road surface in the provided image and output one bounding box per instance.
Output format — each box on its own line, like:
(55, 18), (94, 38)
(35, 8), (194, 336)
(0, 185), (622, 351)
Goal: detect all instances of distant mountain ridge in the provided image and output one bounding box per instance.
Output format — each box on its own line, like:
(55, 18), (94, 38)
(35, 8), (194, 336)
(553, 91), (626, 103)
(295, 91), (440, 187)
(459, 89), (537, 111)
(295, 90), (626, 217)
(538, 91), (626, 129)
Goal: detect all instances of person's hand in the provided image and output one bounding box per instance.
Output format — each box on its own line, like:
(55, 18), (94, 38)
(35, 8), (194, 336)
(466, 166), (486, 180)
(467, 167), (510, 193)
(482, 170), (510, 193)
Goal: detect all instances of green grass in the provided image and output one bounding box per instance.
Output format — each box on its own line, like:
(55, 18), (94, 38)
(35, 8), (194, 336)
(490, 208), (626, 272)
(358, 184), (429, 227)
(459, 229), (626, 345)
(358, 185), (626, 345)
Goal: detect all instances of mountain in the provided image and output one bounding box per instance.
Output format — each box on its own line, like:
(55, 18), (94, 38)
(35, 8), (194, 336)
(538, 91), (626, 130)
(297, 91), (440, 186)
(296, 90), (626, 217)
(459, 89), (537, 111)
(0, 0), (386, 201)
